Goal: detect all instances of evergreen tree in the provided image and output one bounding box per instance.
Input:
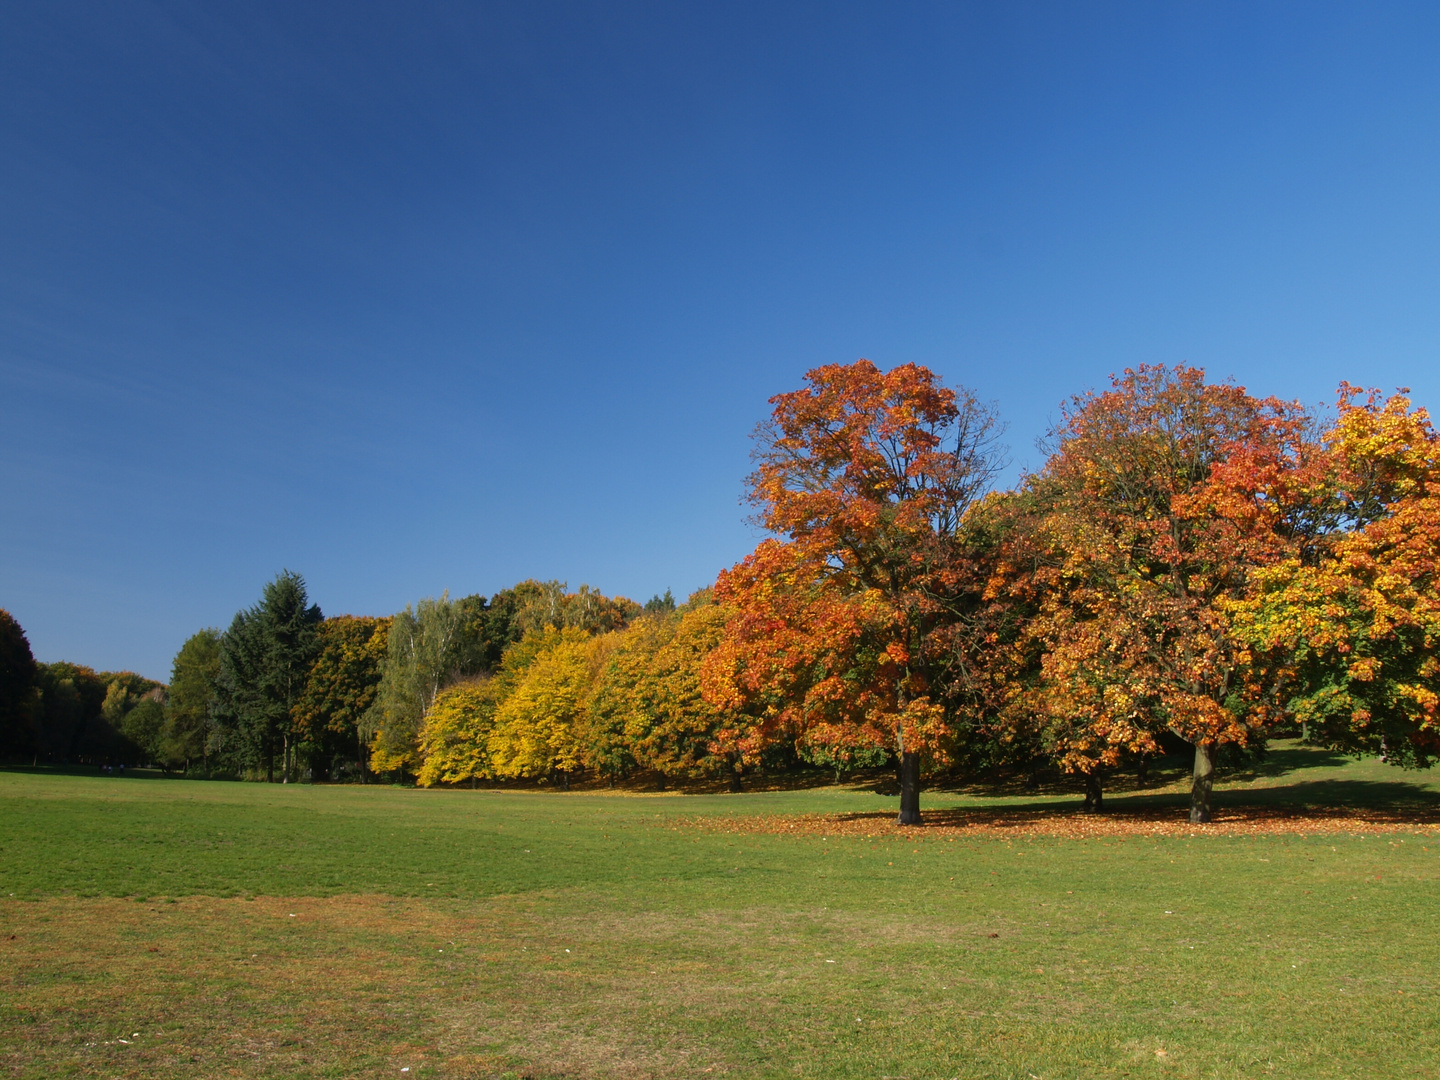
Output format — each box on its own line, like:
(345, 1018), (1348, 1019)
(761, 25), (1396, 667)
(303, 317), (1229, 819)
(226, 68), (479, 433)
(217, 571), (323, 782)
(0, 609), (38, 759)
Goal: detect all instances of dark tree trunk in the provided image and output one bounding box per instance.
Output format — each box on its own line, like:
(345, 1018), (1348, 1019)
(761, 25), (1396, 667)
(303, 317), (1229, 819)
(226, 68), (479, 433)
(1137, 755), (1149, 787)
(1082, 772), (1103, 812)
(1190, 741), (1215, 823)
(655, 772), (666, 792)
(897, 751), (922, 825)
(558, 769), (569, 791)
(266, 741), (275, 784)
(729, 767), (743, 793)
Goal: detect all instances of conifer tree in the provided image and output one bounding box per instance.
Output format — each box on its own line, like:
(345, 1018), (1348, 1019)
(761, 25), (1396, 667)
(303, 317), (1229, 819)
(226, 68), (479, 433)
(0, 609), (37, 759)
(217, 571), (323, 782)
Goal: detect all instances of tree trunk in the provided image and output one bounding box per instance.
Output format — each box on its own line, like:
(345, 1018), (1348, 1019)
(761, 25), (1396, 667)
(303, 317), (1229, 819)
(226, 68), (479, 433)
(897, 751), (922, 825)
(1082, 772), (1103, 812)
(282, 735), (291, 784)
(729, 767), (743, 793)
(1137, 755), (1149, 787)
(266, 741), (275, 784)
(1190, 741), (1215, 823)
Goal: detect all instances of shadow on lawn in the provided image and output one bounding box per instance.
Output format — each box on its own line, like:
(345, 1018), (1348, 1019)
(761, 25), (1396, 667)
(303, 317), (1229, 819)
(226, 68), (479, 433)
(901, 743), (1360, 803)
(832, 777), (1440, 828)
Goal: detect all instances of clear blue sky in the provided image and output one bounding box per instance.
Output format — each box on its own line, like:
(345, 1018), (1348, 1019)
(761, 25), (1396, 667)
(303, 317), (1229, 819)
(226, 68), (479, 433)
(4, 2), (1440, 681)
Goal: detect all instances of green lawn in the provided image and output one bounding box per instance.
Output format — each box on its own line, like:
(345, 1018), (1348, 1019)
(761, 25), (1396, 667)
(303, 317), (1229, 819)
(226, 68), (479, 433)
(3, 747), (1439, 1078)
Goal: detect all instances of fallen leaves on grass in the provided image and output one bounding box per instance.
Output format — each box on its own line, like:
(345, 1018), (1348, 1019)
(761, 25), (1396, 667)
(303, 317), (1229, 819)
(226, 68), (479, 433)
(668, 805), (1440, 839)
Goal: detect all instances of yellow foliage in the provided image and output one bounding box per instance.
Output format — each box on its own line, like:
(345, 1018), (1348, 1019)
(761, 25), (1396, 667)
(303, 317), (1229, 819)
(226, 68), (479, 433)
(416, 679), (500, 787)
(486, 627), (598, 780)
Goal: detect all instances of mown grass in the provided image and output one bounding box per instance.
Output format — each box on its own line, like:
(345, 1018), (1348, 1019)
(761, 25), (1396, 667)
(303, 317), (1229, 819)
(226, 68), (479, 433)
(3, 746), (1439, 1078)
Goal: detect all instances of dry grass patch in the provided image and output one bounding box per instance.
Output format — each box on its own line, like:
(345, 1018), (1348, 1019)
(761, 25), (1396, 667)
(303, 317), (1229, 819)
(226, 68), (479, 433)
(0, 895), (792, 1078)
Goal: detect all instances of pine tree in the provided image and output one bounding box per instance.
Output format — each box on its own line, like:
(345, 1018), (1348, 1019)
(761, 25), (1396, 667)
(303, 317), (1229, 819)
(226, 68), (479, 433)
(217, 571), (323, 782)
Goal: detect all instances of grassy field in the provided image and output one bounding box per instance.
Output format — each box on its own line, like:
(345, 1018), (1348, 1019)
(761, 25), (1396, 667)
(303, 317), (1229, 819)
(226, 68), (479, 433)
(3, 746), (1440, 1078)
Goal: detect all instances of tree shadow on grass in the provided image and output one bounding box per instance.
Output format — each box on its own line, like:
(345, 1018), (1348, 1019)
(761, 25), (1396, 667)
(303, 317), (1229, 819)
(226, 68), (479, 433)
(822, 777), (1440, 831)
(906, 743), (1361, 804)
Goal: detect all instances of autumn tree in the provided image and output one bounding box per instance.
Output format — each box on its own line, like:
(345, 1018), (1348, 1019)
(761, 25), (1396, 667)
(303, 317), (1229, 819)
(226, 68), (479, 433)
(217, 571), (323, 782)
(488, 627), (612, 786)
(1229, 387), (1440, 765)
(291, 615), (391, 779)
(589, 591), (750, 788)
(585, 616), (668, 782)
(416, 679), (501, 786)
(507, 580), (642, 637)
(1014, 366), (1317, 821)
(418, 627), (569, 786)
(100, 672), (164, 730)
(704, 359), (1006, 823)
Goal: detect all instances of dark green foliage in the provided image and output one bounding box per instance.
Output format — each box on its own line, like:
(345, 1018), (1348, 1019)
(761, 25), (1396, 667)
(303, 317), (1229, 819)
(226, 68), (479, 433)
(644, 588), (676, 614)
(163, 629), (222, 772)
(0, 609), (37, 758)
(30, 662), (114, 762)
(217, 571), (323, 782)
(120, 698), (167, 765)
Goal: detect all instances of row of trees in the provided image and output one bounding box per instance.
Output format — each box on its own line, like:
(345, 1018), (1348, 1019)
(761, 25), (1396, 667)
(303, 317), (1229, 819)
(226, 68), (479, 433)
(0, 611), (169, 767)
(704, 361), (1440, 823)
(158, 577), (647, 782)
(6, 361), (1437, 827)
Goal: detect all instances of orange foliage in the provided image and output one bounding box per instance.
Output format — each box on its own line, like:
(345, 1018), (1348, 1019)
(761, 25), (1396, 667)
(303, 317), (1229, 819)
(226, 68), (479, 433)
(703, 360), (1003, 778)
(1000, 366), (1319, 779)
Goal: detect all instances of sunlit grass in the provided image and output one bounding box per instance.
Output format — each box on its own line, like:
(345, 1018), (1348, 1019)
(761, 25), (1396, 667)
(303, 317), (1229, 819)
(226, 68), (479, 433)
(3, 746), (1439, 1077)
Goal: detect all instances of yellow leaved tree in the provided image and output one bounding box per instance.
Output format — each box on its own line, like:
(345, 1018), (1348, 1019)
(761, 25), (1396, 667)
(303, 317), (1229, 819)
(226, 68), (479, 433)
(486, 627), (615, 786)
(416, 678), (501, 787)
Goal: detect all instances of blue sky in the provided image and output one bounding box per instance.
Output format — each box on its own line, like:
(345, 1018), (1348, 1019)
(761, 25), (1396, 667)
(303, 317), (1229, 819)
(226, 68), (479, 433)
(4, 1), (1440, 681)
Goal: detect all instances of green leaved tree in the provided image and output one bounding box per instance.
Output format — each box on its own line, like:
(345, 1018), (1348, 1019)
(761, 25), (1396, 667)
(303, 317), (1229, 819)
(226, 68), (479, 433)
(163, 628), (222, 773)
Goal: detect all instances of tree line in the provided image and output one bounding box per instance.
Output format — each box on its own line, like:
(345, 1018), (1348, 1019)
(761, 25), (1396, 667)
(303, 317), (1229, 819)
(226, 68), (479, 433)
(3, 361), (1438, 825)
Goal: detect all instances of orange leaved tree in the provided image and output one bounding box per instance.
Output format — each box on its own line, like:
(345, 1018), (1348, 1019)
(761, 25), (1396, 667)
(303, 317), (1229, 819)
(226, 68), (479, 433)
(1014, 366), (1320, 821)
(703, 359), (1005, 823)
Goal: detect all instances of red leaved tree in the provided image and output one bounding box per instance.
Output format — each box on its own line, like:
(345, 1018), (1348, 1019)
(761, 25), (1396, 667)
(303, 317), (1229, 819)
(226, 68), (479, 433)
(702, 360), (1005, 823)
